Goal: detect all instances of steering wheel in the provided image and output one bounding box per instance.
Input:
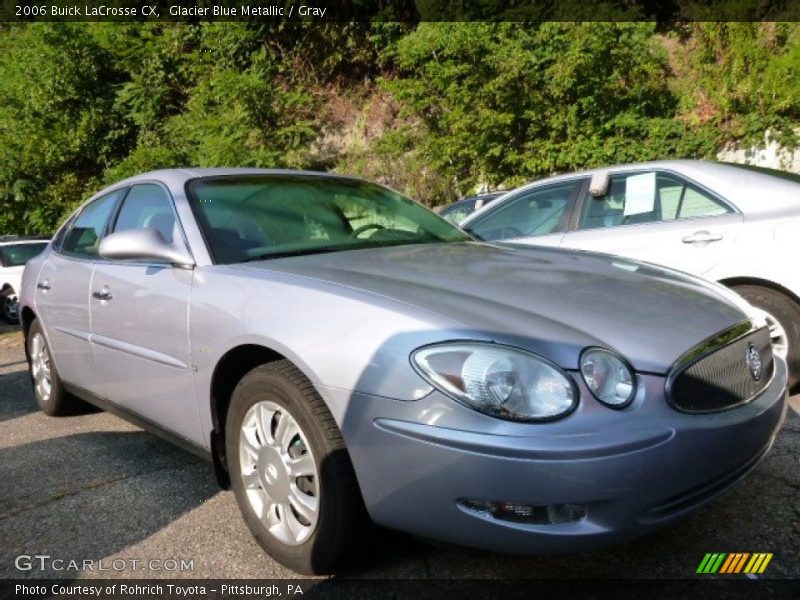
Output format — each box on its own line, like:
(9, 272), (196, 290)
(351, 223), (386, 238)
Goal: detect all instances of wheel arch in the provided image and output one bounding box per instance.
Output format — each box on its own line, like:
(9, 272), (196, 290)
(719, 276), (800, 308)
(208, 343), (320, 489)
(21, 306), (37, 356)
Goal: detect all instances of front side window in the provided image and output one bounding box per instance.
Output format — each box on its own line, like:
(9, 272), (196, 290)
(61, 190), (123, 258)
(113, 184), (176, 243)
(186, 175), (470, 264)
(0, 243), (48, 267)
(579, 171), (731, 231)
(466, 181), (578, 241)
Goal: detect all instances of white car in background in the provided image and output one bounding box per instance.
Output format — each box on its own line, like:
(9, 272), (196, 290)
(1, 236), (49, 323)
(461, 160), (800, 386)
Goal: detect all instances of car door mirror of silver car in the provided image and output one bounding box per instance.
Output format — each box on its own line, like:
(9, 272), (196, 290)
(589, 171), (610, 197)
(98, 228), (194, 268)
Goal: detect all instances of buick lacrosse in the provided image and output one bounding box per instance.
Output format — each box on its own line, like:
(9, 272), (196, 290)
(20, 169), (787, 574)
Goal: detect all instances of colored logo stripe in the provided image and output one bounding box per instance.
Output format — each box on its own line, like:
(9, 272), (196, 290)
(697, 553), (726, 573)
(744, 553), (773, 574)
(720, 553), (749, 573)
(697, 553), (773, 574)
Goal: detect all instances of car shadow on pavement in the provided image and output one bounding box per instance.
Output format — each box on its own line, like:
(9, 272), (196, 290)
(0, 430), (217, 578)
(0, 368), (37, 423)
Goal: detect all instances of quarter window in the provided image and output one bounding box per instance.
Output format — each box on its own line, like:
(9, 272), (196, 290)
(61, 190), (123, 258)
(113, 184), (176, 243)
(466, 182), (578, 241)
(579, 171), (731, 231)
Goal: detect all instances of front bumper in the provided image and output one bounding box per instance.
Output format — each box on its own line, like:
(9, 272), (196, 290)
(333, 357), (788, 553)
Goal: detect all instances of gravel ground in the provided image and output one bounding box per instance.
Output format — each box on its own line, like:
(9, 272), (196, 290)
(0, 323), (798, 580)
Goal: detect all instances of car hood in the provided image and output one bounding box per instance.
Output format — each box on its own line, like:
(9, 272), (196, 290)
(236, 242), (747, 373)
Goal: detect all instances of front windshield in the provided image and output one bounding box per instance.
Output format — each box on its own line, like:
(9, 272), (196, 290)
(186, 175), (471, 264)
(0, 243), (48, 267)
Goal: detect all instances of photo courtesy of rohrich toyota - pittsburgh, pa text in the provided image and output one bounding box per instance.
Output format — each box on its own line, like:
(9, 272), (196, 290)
(0, 1), (798, 599)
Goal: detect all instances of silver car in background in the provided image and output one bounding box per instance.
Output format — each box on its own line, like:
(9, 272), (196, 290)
(461, 160), (800, 387)
(20, 169), (787, 574)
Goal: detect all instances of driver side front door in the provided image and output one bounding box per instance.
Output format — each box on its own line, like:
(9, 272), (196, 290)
(88, 183), (202, 445)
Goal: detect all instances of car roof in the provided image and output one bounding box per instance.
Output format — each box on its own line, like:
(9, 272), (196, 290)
(108, 168), (366, 190)
(85, 168), (384, 207)
(463, 159), (800, 224)
(0, 236), (50, 246)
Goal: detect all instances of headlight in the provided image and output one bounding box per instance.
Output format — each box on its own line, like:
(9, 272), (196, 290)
(411, 342), (577, 422)
(579, 348), (636, 408)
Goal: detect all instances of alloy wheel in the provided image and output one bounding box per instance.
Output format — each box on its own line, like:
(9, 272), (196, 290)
(754, 307), (789, 360)
(29, 332), (52, 403)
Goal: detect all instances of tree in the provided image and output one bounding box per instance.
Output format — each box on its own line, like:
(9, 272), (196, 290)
(0, 24), (131, 233)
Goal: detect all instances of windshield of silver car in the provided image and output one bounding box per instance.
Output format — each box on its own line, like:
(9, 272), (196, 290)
(186, 175), (471, 264)
(0, 243), (48, 267)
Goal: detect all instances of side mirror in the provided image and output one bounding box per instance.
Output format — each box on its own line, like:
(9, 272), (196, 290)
(589, 171), (610, 197)
(99, 228), (194, 268)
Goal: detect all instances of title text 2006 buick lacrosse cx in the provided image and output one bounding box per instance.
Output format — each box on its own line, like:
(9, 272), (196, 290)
(20, 169), (787, 574)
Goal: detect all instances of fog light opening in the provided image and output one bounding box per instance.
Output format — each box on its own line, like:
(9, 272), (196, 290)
(458, 499), (586, 525)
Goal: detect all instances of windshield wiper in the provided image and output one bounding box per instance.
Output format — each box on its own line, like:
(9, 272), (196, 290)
(241, 246), (345, 262)
(240, 238), (454, 263)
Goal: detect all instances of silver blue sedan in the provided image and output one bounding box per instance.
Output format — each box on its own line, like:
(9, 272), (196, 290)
(20, 169), (787, 574)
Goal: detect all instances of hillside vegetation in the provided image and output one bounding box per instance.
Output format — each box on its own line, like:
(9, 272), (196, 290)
(1, 22), (800, 234)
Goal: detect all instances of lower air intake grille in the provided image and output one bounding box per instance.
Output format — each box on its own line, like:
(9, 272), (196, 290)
(667, 324), (773, 413)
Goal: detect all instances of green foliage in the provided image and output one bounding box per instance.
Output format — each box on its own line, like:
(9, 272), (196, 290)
(671, 23), (800, 146)
(0, 21), (799, 234)
(384, 22), (719, 192)
(0, 23), (131, 233)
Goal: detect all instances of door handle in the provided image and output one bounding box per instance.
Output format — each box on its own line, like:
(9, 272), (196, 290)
(92, 287), (113, 301)
(36, 281), (51, 290)
(682, 231), (723, 244)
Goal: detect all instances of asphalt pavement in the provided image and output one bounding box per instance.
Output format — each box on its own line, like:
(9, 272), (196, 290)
(1, 324), (798, 580)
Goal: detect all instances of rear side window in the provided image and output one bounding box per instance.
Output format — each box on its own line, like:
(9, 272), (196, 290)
(679, 186), (730, 218)
(113, 184), (176, 243)
(61, 190), (122, 258)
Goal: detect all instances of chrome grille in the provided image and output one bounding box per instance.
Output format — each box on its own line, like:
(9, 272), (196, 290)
(667, 323), (773, 413)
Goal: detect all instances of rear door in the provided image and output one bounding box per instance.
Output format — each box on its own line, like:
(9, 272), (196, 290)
(463, 179), (584, 247)
(559, 170), (744, 275)
(34, 190), (124, 389)
(88, 183), (200, 443)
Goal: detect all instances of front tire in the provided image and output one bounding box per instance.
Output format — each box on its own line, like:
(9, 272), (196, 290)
(225, 360), (369, 574)
(27, 319), (87, 415)
(733, 285), (800, 388)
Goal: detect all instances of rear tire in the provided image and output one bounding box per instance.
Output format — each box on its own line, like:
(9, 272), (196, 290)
(26, 319), (88, 416)
(732, 285), (800, 389)
(225, 360), (370, 574)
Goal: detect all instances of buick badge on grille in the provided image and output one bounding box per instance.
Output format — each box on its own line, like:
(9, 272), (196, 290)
(747, 343), (763, 381)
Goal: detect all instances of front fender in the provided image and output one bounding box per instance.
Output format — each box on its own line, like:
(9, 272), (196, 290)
(189, 266), (470, 445)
